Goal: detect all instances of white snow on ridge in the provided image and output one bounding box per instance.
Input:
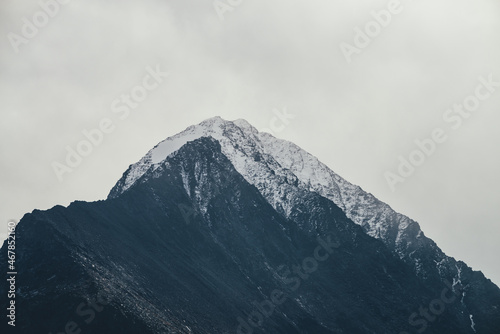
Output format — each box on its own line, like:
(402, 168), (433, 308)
(152, 131), (204, 164)
(109, 116), (473, 325)
(254, 129), (422, 252)
(113, 116), (428, 258)
(115, 117), (224, 193)
(150, 117), (226, 164)
(114, 117), (420, 247)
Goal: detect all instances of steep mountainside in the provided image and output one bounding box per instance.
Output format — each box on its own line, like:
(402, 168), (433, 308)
(110, 117), (500, 332)
(1, 118), (499, 333)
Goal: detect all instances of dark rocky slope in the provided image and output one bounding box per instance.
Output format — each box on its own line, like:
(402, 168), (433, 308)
(1, 137), (498, 333)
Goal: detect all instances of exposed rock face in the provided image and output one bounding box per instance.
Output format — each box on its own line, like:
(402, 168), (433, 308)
(2, 118), (499, 333)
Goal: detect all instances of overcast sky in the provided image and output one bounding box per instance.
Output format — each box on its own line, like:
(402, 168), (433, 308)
(1, 0), (499, 285)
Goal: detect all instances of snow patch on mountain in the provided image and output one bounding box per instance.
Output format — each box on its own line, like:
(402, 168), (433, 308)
(470, 314), (477, 332)
(152, 130), (205, 164)
(114, 118), (222, 194)
(111, 118), (427, 252)
(109, 117), (450, 280)
(104, 116), (498, 331)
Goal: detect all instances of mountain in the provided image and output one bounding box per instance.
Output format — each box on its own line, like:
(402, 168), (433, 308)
(2, 117), (499, 333)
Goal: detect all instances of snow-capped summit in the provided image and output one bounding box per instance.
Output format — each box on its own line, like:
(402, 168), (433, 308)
(110, 117), (452, 280)
(6, 117), (499, 333)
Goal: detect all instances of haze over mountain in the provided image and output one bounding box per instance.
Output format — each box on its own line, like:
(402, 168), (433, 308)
(2, 117), (499, 333)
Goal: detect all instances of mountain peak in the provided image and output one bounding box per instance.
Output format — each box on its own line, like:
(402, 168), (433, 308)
(108, 117), (497, 309)
(232, 118), (257, 132)
(4, 116), (500, 333)
(109, 117), (259, 196)
(198, 115), (226, 127)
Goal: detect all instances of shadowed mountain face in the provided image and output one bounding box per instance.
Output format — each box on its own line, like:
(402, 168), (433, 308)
(2, 122), (500, 333)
